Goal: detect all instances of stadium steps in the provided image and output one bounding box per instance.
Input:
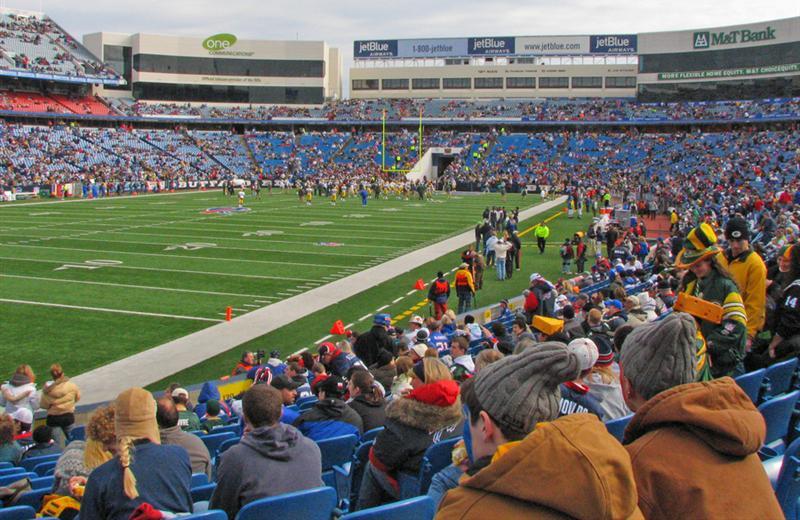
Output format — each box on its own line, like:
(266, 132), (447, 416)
(239, 134), (260, 174)
(138, 134), (203, 176)
(330, 135), (354, 162)
(185, 130), (234, 176)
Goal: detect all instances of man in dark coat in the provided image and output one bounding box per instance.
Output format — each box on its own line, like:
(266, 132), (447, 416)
(354, 313), (393, 366)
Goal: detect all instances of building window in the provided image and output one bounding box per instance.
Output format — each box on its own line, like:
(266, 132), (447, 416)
(605, 76), (637, 88)
(352, 79), (379, 91)
(474, 77), (503, 89)
(539, 77), (569, 88)
(506, 77), (536, 89)
(412, 78), (440, 90)
(571, 76), (603, 88)
(381, 78), (409, 90)
(104, 45), (132, 90)
(442, 77), (471, 89)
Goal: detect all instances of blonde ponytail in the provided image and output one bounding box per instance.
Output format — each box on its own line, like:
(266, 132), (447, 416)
(118, 437), (138, 499)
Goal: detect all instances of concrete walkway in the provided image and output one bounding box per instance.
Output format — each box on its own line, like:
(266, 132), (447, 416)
(73, 197), (566, 404)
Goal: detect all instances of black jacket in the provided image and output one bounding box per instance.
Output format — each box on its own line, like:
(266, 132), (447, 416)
(354, 326), (392, 366)
(348, 395), (387, 433)
(372, 393), (462, 475)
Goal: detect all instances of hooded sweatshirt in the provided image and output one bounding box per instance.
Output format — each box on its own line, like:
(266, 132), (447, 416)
(292, 398), (363, 441)
(210, 423), (322, 520)
(1, 374), (39, 414)
(437, 414), (642, 520)
(193, 382), (230, 420)
(623, 378), (782, 520)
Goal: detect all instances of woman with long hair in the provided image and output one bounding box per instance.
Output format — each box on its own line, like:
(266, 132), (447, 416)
(41, 363), (81, 441)
(347, 370), (386, 432)
(676, 223), (747, 379)
(81, 388), (193, 519)
(358, 358), (462, 510)
(52, 405), (116, 497)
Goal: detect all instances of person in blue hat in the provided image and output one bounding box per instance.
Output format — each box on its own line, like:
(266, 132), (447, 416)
(354, 313), (393, 366)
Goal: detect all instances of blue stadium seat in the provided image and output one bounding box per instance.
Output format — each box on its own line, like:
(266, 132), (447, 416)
(191, 473), (209, 487)
(0, 506), (37, 520)
(360, 427), (384, 443)
(68, 425), (85, 442)
(399, 437), (462, 498)
(735, 369), (766, 404)
(0, 467), (26, 477)
(318, 434), (359, 507)
(191, 483), (217, 503)
(763, 358), (800, 400)
(340, 496), (435, 520)
(299, 399), (318, 411)
(217, 437), (240, 456)
(296, 396), (318, 408)
(775, 437), (800, 519)
(234, 487), (336, 520)
(14, 488), (49, 509)
(201, 432), (237, 460)
(349, 441), (374, 506)
(20, 454), (61, 472)
(180, 511), (227, 520)
(209, 424), (240, 436)
(29, 475), (54, 490)
(605, 414), (634, 443)
(758, 390), (800, 459)
(0, 461), (13, 470)
(32, 461), (57, 477)
(0, 472), (36, 487)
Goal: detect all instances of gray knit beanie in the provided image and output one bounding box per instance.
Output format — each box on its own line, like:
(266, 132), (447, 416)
(473, 341), (580, 438)
(620, 312), (697, 400)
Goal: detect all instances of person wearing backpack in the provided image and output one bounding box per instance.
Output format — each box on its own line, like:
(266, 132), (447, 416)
(428, 271), (451, 320)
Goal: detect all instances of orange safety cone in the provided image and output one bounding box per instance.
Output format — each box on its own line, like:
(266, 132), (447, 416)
(414, 278), (426, 290)
(225, 306), (232, 321)
(330, 320), (346, 335)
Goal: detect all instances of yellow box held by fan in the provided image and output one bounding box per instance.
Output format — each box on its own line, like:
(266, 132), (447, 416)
(674, 292), (724, 324)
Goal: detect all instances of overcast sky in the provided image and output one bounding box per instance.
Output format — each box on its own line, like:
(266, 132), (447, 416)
(2, 0), (798, 96)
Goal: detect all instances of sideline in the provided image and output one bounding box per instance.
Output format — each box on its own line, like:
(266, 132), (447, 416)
(72, 197), (566, 404)
(0, 298), (222, 322)
(0, 189), (208, 208)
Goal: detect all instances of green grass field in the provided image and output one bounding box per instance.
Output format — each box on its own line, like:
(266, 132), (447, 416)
(0, 189), (584, 387)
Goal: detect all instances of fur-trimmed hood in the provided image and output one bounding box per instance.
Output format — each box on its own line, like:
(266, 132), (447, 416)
(386, 381), (462, 432)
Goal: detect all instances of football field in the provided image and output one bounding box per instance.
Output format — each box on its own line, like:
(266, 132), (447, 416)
(0, 189), (556, 382)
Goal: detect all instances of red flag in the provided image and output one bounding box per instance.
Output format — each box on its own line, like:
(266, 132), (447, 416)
(414, 278), (426, 290)
(330, 320), (346, 335)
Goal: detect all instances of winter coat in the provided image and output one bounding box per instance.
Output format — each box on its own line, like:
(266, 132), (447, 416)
(160, 425), (212, 478)
(370, 363), (396, 392)
(354, 326), (393, 367)
(293, 398), (363, 441)
(624, 378), (782, 520)
(348, 395), (387, 433)
(718, 249), (767, 338)
(371, 380), (463, 478)
(40, 376), (80, 416)
(1, 373), (39, 413)
(437, 414), (642, 520)
(210, 423), (322, 520)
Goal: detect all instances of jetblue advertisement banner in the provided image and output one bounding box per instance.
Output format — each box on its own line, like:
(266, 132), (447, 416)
(468, 36), (515, 55)
(397, 38), (468, 58)
(354, 39), (398, 58)
(590, 34), (637, 53)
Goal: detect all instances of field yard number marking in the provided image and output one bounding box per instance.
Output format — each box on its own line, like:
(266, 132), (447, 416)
(164, 242), (217, 251)
(300, 221), (333, 227)
(242, 230), (284, 237)
(97, 206), (126, 210)
(54, 259), (123, 271)
(29, 212), (60, 216)
(344, 214), (369, 219)
(380, 208), (400, 212)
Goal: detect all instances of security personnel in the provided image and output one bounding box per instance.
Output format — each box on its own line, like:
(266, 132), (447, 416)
(534, 222), (550, 254)
(454, 262), (476, 314)
(717, 217), (766, 345)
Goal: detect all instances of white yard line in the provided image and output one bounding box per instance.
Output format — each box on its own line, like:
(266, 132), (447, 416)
(0, 298), (222, 322)
(0, 189), (205, 208)
(0, 274), (269, 298)
(406, 290), (416, 296)
(314, 334), (332, 343)
(1, 243), (351, 269)
(392, 297), (403, 304)
(358, 314), (371, 322)
(375, 305), (389, 312)
(0, 256), (316, 282)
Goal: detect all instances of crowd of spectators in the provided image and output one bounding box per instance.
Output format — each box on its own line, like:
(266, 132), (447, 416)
(106, 96), (800, 122)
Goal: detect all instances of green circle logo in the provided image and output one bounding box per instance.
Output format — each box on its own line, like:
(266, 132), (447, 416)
(203, 33), (237, 50)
